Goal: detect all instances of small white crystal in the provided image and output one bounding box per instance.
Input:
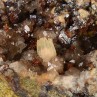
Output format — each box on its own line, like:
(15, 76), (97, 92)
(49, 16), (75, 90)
(43, 31), (47, 36)
(47, 62), (57, 71)
(59, 31), (71, 44)
(69, 60), (75, 63)
(31, 34), (33, 37)
(11, 42), (15, 45)
(24, 25), (30, 33)
(28, 54), (31, 57)
(65, 14), (69, 18)
(0, 57), (3, 62)
(79, 62), (83, 67)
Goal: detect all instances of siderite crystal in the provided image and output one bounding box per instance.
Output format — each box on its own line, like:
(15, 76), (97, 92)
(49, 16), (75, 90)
(0, 30), (26, 60)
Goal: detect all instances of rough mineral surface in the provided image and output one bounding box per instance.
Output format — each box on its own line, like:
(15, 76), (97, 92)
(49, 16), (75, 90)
(0, 74), (19, 97)
(0, 0), (97, 97)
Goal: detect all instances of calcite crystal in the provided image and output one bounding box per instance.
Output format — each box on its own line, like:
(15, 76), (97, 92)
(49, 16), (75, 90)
(37, 37), (56, 62)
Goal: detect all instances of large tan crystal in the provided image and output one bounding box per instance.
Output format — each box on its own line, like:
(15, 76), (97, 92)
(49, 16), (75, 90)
(76, 0), (90, 6)
(37, 37), (56, 62)
(78, 9), (90, 19)
(0, 0), (5, 9)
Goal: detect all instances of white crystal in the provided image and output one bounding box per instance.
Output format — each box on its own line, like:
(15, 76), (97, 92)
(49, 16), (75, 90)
(79, 62), (83, 67)
(69, 60), (75, 63)
(24, 25), (30, 33)
(59, 31), (71, 44)
(43, 31), (47, 36)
